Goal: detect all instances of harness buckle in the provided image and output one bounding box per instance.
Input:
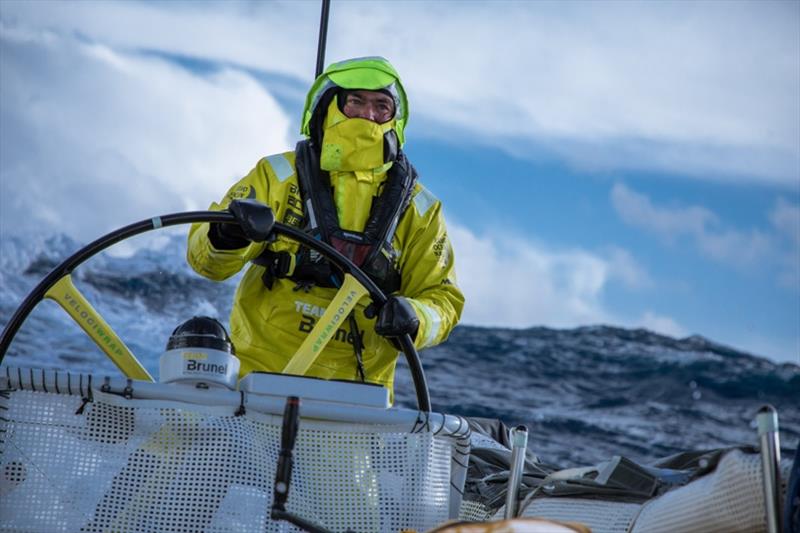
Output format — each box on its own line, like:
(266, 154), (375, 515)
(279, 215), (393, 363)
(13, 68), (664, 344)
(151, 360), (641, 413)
(257, 251), (295, 289)
(292, 280), (316, 293)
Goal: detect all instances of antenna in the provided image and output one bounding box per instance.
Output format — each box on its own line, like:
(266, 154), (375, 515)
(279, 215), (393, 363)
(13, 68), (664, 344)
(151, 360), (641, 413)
(315, 0), (331, 78)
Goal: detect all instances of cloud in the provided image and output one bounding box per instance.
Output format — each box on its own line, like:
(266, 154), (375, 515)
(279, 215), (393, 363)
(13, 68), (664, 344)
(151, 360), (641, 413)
(771, 198), (800, 245)
(0, 23), (292, 242)
(2, 0), (798, 185)
(450, 223), (608, 328)
(0, 20), (687, 339)
(611, 183), (770, 262)
(0, 2), (791, 357)
(635, 312), (687, 338)
(448, 221), (683, 338)
(0, 1), (320, 81)
(770, 198), (800, 289)
(605, 246), (653, 289)
(611, 183), (800, 288)
(610, 184), (717, 242)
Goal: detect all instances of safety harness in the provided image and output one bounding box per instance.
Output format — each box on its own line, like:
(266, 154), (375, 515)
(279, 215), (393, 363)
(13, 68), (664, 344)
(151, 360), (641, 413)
(254, 139), (418, 296)
(252, 140), (418, 382)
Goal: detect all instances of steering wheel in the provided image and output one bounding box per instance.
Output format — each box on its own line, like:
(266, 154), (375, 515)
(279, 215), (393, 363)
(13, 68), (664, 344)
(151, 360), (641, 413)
(0, 211), (431, 412)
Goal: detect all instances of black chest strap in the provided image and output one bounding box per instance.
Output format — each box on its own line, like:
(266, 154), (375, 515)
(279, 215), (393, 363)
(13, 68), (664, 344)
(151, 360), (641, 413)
(254, 140), (418, 294)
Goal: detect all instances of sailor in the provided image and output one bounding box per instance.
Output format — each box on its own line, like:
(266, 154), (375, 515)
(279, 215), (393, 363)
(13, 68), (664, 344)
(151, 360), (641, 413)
(187, 56), (464, 398)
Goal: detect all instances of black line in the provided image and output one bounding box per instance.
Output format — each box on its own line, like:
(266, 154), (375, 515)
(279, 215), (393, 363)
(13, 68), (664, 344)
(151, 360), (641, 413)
(449, 481), (465, 495)
(452, 457), (469, 469)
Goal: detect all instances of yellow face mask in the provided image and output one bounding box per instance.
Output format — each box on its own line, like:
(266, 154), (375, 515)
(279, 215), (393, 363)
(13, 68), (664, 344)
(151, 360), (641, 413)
(320, 97), (396, 173)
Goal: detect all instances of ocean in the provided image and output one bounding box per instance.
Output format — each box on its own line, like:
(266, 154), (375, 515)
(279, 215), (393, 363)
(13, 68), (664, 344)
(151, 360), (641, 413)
(1, 231), (797, 468)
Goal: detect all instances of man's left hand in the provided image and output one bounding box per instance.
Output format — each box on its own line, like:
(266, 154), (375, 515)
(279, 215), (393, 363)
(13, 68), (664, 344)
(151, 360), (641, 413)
(374, 296), (420, 340)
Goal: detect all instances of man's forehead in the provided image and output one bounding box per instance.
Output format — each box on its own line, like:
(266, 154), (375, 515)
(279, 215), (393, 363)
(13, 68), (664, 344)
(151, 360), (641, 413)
(348, 90), (394, 103)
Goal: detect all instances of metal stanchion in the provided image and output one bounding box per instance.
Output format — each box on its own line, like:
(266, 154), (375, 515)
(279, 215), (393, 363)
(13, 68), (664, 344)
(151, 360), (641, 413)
(504, 425), (529, 519)
(757, 405), (783, 533)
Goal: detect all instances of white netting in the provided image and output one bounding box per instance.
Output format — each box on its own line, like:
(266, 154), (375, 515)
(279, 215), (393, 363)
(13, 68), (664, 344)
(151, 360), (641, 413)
(0, 383), (460, 532)
(521, 499), (641, 533)
(514, 448), (792, 533)
(631, 448), (780, 533)
(458, 499), (495, 521)
(1, 367), (788, 532)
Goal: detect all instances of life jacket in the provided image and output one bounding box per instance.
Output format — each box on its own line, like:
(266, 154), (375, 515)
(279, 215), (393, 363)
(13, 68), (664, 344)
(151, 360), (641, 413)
(254, 139), (418, 295)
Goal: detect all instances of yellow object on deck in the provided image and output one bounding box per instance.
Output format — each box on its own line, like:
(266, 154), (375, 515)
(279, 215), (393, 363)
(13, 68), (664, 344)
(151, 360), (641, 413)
(44, 275), (153, 381)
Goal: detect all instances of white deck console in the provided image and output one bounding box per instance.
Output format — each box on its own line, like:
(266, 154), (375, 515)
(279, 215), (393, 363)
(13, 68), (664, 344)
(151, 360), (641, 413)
(238, 371), (391, 408)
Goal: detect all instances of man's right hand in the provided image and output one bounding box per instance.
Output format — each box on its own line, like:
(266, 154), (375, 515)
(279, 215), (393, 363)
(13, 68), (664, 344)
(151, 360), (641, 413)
(209, 199), (275, 250)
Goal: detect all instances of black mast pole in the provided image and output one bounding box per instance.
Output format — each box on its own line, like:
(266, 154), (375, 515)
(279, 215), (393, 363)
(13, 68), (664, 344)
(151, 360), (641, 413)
(315, 0), (331, 78)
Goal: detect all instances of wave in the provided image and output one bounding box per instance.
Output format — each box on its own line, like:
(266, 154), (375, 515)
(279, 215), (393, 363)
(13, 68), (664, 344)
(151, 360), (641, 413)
(1, 232), (797, 467)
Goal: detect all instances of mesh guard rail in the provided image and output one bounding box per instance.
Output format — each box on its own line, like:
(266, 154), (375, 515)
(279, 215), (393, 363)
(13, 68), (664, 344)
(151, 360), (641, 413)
(0, 367), (470, 532)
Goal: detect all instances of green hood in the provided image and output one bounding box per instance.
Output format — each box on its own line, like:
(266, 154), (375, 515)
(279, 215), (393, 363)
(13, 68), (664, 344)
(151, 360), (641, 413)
(301, 56), (409, 146)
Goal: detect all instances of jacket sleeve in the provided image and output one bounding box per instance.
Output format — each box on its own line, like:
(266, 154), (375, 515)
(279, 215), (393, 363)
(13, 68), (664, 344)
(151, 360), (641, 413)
(398, 187), (465, 350)
(186, 163), (271, 281)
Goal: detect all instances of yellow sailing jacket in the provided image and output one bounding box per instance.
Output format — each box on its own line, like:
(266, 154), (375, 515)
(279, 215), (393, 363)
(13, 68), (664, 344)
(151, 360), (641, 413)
(187, 151), (464, 396)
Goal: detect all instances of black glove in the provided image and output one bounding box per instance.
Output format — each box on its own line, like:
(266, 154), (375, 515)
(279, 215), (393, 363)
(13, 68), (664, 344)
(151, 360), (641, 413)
(209, 199), (275, 250)
(373, 296), (420, 340)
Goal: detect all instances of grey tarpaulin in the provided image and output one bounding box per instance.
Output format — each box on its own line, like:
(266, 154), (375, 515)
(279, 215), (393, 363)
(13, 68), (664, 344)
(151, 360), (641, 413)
(463, 417), (753, 515)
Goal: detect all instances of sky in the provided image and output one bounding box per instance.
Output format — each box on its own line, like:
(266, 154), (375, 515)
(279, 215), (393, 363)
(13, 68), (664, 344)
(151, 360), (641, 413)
(1, 0), (798, 364)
